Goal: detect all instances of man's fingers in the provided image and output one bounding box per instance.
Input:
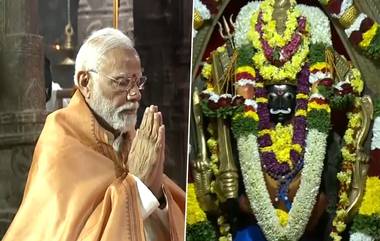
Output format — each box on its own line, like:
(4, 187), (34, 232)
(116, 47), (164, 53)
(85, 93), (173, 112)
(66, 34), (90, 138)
(140, 107), (149, 130)
(155, 125), (165, 151)
(144, 105), (156, 136)
(151, 112), (161, 140)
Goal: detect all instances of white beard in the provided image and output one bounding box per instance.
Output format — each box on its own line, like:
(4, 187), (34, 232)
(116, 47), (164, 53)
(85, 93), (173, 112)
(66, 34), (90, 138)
(88, 83), (138, 134)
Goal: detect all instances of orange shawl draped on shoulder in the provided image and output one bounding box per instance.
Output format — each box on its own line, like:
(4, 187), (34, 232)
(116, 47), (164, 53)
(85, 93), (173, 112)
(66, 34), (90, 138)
(3, 91), (185, 241)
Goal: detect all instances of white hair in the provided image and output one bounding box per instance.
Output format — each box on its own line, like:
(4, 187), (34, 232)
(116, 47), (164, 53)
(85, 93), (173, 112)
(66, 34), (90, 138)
(74, 27), (134, 86)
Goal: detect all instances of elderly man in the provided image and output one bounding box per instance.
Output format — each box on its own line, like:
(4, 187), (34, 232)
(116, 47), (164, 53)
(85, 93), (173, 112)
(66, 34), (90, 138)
(3, 28), (185, 241)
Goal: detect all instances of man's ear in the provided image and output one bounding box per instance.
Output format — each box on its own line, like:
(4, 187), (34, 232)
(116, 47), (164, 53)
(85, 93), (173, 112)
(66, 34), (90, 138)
(77, 71), (91, 99)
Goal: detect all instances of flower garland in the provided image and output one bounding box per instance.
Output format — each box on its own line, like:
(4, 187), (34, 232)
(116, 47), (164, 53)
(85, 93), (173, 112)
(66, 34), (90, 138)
(237, 128), (327, 241)
(259, 0), (299, 48)
(330, 102), (362, 241)
(319, 0), (380, 60)
(255, 66), (310, 210)
(232, 61), (332, 241)
(186, 183), (218, 241)
(248, 5), (311, 83)
(349, 99), (380, 241)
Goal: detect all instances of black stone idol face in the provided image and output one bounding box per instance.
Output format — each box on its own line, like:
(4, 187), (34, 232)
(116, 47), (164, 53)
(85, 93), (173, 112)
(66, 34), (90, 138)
(267, 84), (297, 124)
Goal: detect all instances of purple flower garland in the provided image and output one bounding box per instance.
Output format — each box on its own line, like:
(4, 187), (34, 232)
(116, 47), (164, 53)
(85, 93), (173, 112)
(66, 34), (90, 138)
(256, 65), (310, 210)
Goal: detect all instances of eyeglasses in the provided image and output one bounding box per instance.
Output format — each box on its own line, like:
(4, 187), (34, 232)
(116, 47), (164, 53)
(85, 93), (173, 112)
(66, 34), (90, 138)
(88, 69), (147, 93)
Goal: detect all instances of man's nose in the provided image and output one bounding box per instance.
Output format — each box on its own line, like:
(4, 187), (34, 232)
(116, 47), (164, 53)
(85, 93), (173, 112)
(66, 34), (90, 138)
(126, 85), (141, 101)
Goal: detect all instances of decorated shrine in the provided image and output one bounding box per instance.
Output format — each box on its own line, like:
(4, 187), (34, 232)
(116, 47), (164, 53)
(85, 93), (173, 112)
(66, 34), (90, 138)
(188, 0), (380, 240)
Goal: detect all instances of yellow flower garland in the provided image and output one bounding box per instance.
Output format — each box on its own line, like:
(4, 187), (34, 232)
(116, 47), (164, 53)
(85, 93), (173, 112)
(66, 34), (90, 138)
(276, 209), (289, 227)
(235, 66), (256, 77)
(260, 124), (302, 167)
(359, 177), (380, 216)
(244, 110), (259, 121)
(248, 9), (311, 83)
(187, 183), (208, 225)
(260, 0), (299, 48)
(359, 23), (379, 48)
(202, 63), (212, 80)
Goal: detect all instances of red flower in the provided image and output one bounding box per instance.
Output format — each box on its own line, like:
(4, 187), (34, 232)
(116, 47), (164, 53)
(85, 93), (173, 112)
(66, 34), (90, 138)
(236, 72), (255, 81)
(369, 149), (380, 177)
(319, 78), (333, 87)
(208, 99), (219, 110)
(232, 96), (245, 106)
(360, 17), (374, 33)
(310, 98), (327, 105)
(338, 83), (353, 95)
(217, 95), (232, 108)
(349, 31), (364, 46)
(244, 105), (255, 112)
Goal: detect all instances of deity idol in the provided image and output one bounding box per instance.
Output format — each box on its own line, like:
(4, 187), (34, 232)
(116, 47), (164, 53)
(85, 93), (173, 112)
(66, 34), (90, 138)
(188, 0), (379, 241)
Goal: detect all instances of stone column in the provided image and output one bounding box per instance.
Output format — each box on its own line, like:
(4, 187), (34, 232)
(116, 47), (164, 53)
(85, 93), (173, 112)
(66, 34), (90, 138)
(0, 0), (45, 236)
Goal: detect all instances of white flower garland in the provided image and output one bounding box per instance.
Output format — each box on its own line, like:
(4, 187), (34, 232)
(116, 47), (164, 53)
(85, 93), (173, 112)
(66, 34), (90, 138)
(309, 71), (332, 84)
(194, 0), (211, 20)
(371, 116), (380, 150)
(350, 232), (375, 241)
(234, 3), (332, 48)
(345, 13), (367, 36)
(236, 79), (255, 87)
(237, 129), (327, 241)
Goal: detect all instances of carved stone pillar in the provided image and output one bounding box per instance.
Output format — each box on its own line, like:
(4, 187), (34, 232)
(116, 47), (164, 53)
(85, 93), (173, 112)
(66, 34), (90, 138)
(77, 0), (134, 44)
(0, 0), (45, 236)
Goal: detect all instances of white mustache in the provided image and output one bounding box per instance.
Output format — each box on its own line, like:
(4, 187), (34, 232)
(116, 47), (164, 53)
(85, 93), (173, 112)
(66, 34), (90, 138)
(270, 108), (291, 115)
(116, 102), (139, 113)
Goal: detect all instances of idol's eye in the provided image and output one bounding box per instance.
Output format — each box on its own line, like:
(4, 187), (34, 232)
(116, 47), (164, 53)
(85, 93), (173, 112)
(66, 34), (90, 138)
(269, 93), (277, 101)
(284, 93), (294, 100)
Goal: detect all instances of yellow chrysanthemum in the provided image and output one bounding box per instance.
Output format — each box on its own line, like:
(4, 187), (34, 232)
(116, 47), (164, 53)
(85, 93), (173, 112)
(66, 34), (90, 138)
(351, 68), (364, 94)
(330, 231), (342, 241)
(260, 124), (300, 167)
(296, 93), (308, 99)
(347, 112), (361, 128)
(308, 102), (331, 113)
(359, 23), (379, 48)
(359, 177), (380, 216)
(258, 129), (272, 136)
(341, 147), (356, 162)
(256, 82), (264, 88)
(343, 128), (354, 145)
(207, 138), (218, 154)
(217, 45), (227, 53)
(186, 183), (207, 225)
(295, 109), (307, 117)
(244, 110), (259, 121)
(256, 97), (268, 103)
(202, 63), (212, 80)
(310, 62), (330, 72)
(276, 209), (289, 227)
(235, 66), (256, 77)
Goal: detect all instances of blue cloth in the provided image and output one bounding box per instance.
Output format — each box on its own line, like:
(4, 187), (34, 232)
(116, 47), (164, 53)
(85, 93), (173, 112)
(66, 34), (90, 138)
(234, 225), (266, 241)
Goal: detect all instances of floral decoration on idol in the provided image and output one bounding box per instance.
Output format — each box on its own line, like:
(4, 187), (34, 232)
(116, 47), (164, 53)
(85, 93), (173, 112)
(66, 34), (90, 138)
(186, 183), (218, 241)
(330, 69), (364, 241)
(319, 0), (380, 60)
(348, 100), (380, 241)
(228, 1), (335, 240)
(247, 0), (311, 82)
